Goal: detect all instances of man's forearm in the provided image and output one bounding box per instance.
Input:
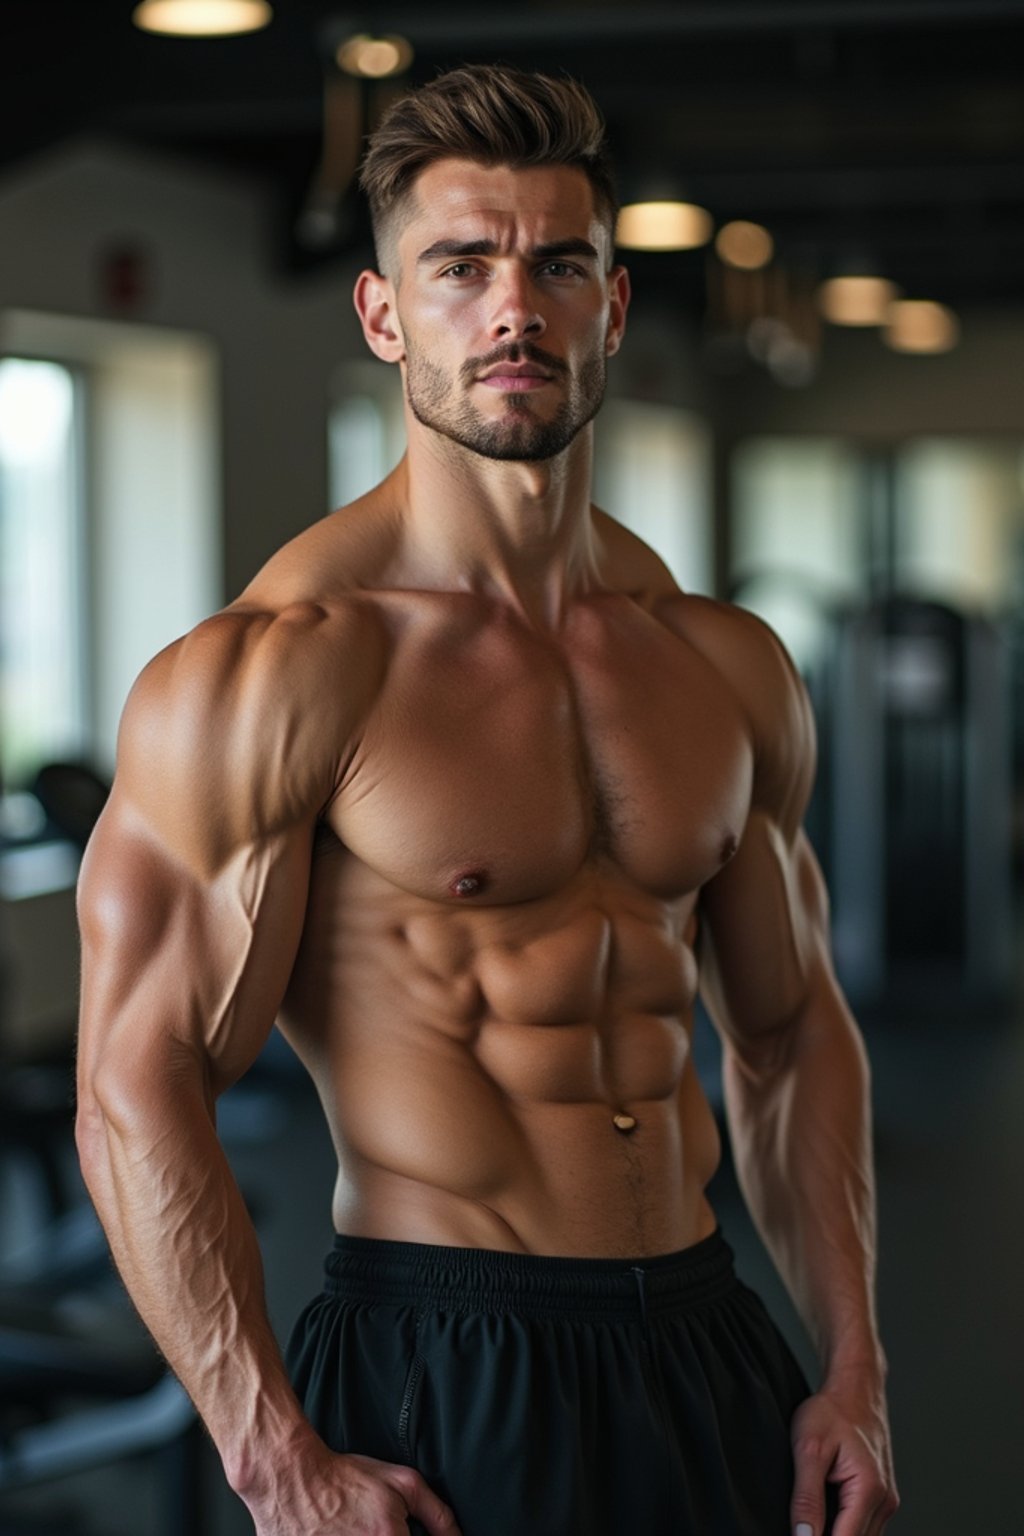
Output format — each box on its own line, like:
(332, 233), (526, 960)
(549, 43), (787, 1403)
(76, 1066), (316, 1497)
(722, 982), (886, 1383)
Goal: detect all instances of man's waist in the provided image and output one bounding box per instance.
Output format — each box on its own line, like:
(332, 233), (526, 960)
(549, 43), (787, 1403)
(319, 1223), (736, 1320)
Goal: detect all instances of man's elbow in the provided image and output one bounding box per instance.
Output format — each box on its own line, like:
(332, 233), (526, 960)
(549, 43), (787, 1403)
(723, 964), (861, 1086)
(75, 1036), (138, 1181)
(74, 1050), (124, 1206)
(75, 1025), (206, 1180)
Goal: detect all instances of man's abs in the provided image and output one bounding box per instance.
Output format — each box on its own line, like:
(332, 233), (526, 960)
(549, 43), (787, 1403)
(278, 846), (723, 1259)
(271, 581), (756, 1257)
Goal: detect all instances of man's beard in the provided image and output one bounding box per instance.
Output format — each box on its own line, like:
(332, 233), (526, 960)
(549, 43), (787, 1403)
(403, 339), (607, 463)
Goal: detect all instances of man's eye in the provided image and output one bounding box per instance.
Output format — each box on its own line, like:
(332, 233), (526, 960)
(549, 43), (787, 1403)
(441, 263), (476, 278)
(540, 262), (581, 279)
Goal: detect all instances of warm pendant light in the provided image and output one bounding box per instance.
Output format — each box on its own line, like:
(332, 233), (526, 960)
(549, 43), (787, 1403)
(818, 273), (899, 326)
(336, 33), (414, 79)
(884, 300), (959, 354)
(616, 200), (713, 252)
(133, 1), (273, 37)
(715, 220), (774, 271)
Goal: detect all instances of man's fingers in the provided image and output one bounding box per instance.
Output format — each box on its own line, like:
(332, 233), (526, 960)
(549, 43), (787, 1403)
(864, 1484), (901, 1536)
(789, 1390), (899, 1536)
(829, 1480), (900, 1536)
(384, 1465), (462, 1536)
(789, 1429), (831, 1536)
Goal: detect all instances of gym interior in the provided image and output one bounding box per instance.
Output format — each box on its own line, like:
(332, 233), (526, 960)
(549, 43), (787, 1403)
(1, 3), (1022, 1532)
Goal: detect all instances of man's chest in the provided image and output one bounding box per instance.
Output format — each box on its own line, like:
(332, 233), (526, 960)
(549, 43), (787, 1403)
(327, 599), (755, 904)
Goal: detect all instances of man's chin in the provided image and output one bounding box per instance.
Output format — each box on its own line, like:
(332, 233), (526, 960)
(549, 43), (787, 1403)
(407, 387), (595, 463)
(447, 406), (584, 463)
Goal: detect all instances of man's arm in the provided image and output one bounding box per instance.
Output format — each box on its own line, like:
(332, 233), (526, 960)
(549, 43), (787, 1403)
(76, 604), (458, 1536)
(693, 605), (899, 1536)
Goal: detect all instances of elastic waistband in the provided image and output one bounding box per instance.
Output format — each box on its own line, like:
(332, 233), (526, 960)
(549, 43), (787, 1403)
(321, 1226), (737, 1320)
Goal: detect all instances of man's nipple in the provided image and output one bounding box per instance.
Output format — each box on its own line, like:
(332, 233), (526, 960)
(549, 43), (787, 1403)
(451, 870), (488, 898)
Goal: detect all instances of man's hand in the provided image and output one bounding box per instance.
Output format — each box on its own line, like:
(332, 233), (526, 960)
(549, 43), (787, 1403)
(789, 1370), (899, 1536)
(242, 1437), (462, 1536)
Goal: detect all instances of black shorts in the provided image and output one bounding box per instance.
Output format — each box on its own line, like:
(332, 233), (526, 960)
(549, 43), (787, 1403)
(285, 1226), (818, 1536)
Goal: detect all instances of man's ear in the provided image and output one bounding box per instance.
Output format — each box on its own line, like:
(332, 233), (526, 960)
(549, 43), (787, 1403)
(354, 270), (405, 362)
(605, 264), (631, 357)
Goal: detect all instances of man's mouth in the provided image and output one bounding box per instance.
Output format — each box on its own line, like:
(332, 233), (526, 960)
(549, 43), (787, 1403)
(477, 362), (554, 392)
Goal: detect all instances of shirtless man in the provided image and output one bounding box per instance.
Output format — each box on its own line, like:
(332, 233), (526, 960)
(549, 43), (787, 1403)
(75, 65), (898, 1536)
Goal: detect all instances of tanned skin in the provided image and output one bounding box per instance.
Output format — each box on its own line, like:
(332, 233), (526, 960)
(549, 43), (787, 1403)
(76, 159), (898, 1536)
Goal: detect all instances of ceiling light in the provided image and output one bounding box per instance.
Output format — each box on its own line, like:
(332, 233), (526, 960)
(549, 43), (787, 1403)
(884, 299), (959, 354)
(715, 220), (774, 270)
(818, 274), (899, 326)
(336, 33), (414, 79)
(132, 1), (272, 36)
(616, 201), (713, 252)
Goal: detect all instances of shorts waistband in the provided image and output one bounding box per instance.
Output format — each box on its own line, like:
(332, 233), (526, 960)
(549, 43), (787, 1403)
(321, 1226), (737, 1320)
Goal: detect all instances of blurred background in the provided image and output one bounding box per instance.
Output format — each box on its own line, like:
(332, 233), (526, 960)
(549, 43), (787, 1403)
(1, 0), (1022, 1531)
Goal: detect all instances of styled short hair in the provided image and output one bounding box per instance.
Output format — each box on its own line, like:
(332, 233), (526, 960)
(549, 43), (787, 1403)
(359, 64), (618, 273)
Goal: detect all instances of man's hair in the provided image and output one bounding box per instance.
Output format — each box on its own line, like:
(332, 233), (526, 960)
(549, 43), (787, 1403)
(359, 64), (618, 273)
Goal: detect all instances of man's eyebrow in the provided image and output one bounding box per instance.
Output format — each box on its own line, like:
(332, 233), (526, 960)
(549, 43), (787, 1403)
(532, 239), (600, 262)
(416, 237), (601, 264)
(417, 239), (497, 264)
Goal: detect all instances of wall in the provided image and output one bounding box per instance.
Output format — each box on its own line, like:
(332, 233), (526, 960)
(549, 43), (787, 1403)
(708, 307), (1024, 440)
(0, 134), (366, 603)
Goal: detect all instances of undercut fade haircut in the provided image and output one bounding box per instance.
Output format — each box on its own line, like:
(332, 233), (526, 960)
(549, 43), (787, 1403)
(359, 64), (618, 275)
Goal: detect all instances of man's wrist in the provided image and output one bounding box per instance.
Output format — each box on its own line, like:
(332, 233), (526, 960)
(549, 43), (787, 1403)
(224, 1406), (323, 1503)
(822, 1340), (889, 1392)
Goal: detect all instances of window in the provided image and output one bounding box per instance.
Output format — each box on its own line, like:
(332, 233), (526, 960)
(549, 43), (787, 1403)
(893, 439), (1024, 613)
(0, 358), (86, 789)
(594, 401), (712, 593)
(1, 311), (221, 787)
(730, 437), (868, 676)
(328, 362), (404, 509)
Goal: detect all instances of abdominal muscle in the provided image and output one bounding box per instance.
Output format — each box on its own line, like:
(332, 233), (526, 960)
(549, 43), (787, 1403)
(278, 853), (724, 1260)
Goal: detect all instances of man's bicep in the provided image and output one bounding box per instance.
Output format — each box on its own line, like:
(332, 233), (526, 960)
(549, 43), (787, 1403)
(77, 627), (320, 1108)
(77, 790), (312, 1110)
(697, 814), (832, 1065)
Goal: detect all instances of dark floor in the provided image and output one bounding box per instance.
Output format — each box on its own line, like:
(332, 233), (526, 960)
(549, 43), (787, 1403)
(2, 996), (1022, 1535)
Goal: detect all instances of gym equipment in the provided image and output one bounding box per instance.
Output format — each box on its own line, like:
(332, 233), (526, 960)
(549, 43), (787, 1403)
(829, 595), (1014, 1012)
(0, 766), (206, 1535)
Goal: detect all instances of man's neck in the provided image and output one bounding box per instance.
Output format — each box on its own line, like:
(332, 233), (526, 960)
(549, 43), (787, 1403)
(397, 418), (602, 629)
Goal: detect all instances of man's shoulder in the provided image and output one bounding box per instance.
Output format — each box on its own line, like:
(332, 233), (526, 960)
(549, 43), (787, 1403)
(591, 506), (680, 601)
(589, 512), (806, 725)
(655, 591), (792, 677)
(656, 594), (816, 817)
(167, 490), (402, 703)
(239, 487), (398, 616)
(133, 586), (386, 732)
(115, 572), (389, 865)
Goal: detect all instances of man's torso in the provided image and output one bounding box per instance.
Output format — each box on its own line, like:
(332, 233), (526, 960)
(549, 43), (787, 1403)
(266, 501), (760, 1259)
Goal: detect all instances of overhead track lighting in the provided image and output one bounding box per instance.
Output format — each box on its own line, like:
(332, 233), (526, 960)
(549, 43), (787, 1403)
(336, 33), (414, 79)
(616, 201), (713, 252)
(132, 1), (273, 37)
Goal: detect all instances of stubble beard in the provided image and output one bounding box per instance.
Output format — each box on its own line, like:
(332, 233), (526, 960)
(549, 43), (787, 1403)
(403, 340), (607, 463)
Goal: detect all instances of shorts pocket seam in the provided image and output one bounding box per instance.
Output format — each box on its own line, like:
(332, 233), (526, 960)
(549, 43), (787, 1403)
(397, 1308), (427, 1462)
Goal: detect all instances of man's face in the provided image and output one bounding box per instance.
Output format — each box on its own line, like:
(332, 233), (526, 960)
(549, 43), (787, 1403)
(370, 159), (629, 463)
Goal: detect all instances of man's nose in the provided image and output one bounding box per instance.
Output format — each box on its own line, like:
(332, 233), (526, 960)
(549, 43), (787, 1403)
(487, 267), (545, 340)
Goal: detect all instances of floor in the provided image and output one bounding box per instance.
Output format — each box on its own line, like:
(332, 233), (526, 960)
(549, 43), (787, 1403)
(2, 993), (1022, 1535)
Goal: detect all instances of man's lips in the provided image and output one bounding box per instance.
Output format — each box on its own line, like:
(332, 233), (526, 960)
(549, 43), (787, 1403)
(477, 363), (555, 392)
